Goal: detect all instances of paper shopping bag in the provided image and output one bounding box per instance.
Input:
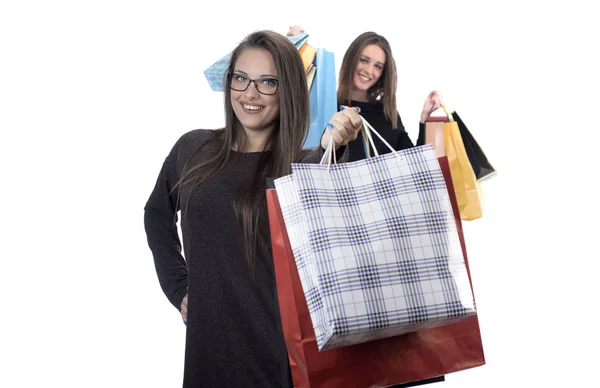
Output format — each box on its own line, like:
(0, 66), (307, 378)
(266, 156), (485, 387)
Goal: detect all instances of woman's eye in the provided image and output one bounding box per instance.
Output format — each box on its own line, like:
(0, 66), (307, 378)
(261, 78), (278, 86)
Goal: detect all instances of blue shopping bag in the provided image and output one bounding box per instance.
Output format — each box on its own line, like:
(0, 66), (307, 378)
(304, 48), (337, 149)
(204, 33), (310, 92)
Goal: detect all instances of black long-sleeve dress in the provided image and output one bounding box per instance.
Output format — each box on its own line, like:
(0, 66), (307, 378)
(144, 129), (335, 387)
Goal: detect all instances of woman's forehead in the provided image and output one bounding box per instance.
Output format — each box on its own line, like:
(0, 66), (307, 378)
(361, 44), (386, 64)
(233, 48), (277, 77)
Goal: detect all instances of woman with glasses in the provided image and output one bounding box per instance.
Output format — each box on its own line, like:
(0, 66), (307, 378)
(144, 30), (361, 387)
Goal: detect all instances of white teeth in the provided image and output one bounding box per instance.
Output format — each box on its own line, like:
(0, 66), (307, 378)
(360, 74), (370, 81)
(243, 104), (263, 111)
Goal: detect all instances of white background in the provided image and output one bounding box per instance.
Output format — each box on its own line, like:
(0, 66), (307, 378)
(1, 1), (599, 387)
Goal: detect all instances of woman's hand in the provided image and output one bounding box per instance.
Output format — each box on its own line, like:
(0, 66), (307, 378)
(286, 25), (305, 36)
(420, 90), (443, 123)
(320, 106), (362, 150)
(180, 294), (188, 324)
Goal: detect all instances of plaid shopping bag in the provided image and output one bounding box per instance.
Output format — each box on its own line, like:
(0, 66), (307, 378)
(267, 157), (484, 387)
(274, 140), (476, 351)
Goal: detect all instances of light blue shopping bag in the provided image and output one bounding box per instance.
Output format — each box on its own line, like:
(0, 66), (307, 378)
(204, 33), (310, 92)
(304, 48), (337, 149)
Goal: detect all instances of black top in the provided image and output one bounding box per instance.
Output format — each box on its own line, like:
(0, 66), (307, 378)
(144, 129), (334, 387)
(347, 100), (425, 162)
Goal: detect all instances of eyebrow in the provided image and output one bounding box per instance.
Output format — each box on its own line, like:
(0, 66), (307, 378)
(360, 55), (385, 66)
(233, 70), (278, 78)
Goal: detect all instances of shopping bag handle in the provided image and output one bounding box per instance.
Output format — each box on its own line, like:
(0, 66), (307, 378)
(359, 115), (401, 160)
(440, 104), (455, 122)
(319, 130), (338, 167)
(319, 114), (401, 169)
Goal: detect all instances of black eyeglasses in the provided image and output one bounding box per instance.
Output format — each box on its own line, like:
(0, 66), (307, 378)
(228, 72), (279, 95)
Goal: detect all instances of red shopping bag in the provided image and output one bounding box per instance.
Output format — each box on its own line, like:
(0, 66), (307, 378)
(266, 156), (485, 388)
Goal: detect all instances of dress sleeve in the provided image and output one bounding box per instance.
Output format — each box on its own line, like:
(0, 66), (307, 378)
(144, 134), (189, 310)
(416, 122), (425, 147)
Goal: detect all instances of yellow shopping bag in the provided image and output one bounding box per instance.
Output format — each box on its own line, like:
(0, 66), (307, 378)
(425, 106), (484, 221)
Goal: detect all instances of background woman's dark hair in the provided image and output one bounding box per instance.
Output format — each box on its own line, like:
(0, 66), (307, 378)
(337, 32), (399, 128)
(175, 30), (309, 272)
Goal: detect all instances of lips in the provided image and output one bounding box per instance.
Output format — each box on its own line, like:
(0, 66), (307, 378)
(241, 102), (264, 114)
(356, 72), (372, 85)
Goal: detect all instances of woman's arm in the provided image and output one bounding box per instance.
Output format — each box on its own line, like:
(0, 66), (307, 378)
(144, 135), (189, 312)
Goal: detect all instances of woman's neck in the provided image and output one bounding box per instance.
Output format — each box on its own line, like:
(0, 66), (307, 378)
(234, 126), (274, 152)
(350, 87), (369, 103)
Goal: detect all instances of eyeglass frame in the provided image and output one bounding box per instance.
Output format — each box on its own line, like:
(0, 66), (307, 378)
(227, 72), (280, 95)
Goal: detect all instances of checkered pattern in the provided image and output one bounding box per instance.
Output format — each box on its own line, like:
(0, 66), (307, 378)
(274, 144), (476, 351)
(204, 33), (310, 92)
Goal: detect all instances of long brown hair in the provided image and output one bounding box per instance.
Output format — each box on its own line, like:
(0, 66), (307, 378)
(337, 32), (399, 128)
(175, 31), (309, 272)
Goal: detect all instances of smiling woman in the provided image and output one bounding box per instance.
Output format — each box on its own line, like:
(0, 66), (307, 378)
(337, 31), (447, 388)
(352, 43), (387, 100)
(288, 27), (448, 388)
(335, 31), (443, 162)
(143, 30), (362, 387)
(229, 48), (281, 148)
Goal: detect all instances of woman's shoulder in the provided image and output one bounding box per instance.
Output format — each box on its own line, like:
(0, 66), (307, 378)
(179, 128), (221, 147)
(174, 128), (221, 152)
(168, 128), (223, 164)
